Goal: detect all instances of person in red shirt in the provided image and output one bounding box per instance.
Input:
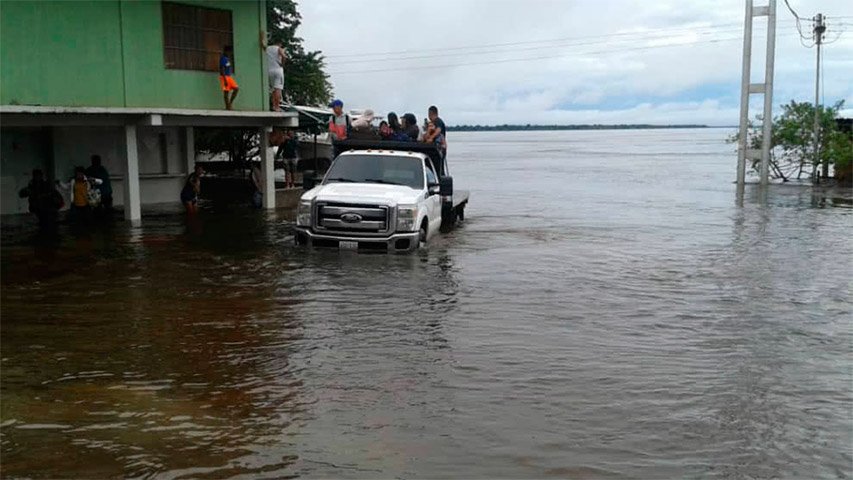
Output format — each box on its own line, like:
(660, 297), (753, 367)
(328, 99), (350, 140)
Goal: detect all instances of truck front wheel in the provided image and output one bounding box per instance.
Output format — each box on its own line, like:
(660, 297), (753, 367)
(419, 219), (428, 248)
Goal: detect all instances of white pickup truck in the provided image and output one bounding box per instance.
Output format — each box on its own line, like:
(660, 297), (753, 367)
(294, 140), (469, 252)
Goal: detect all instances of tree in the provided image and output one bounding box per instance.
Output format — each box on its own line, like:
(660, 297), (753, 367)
(730, 100), (851, 182)
(267, 0), (333, 106)
(195, 128), (259, 166)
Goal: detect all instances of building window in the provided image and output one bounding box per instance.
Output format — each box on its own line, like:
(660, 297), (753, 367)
(162, 2), (233, 72)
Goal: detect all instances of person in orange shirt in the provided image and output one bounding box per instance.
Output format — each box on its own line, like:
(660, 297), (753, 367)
(57, 166), (102, 223)
(219, 46), (239, 110)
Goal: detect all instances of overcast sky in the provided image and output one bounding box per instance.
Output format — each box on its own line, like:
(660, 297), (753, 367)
(297, 0), (852, 126)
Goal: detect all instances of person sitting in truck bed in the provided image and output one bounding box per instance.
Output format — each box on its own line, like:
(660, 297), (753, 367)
(383, 112), (410, 142)
(401, 113), (420, 141)
(379, 120), (392, 139)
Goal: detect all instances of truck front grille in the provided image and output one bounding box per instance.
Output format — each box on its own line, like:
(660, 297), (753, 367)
(314, 202), (391, 236)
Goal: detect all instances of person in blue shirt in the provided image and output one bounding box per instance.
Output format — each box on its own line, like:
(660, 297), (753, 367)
(219, 46), (239, 110)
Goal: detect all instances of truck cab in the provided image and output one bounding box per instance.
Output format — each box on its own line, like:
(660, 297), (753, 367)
(294, 140), (468, 252)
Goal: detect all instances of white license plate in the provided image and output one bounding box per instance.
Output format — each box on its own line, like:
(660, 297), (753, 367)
(339, 241), (358, 250)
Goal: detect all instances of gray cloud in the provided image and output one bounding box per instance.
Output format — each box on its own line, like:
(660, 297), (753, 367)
(297, 0), (853, 125)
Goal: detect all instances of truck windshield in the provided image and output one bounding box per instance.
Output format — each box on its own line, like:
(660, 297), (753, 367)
(324, 154), (424, 189)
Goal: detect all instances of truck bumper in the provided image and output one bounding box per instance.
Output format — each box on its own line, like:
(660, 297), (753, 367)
(295, 228), (420, 253)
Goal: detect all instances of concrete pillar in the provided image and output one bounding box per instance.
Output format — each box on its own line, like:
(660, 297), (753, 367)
(736, 0), (753, 186)
(259, 127), (275, 209)
(184, 126), (195, 173)
(47, 127), (57, 183)
(124, 125), (141, 221)
(759, 0), (776, 186)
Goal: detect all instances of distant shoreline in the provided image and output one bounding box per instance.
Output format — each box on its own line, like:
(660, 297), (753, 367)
(447, 124), (719, 132)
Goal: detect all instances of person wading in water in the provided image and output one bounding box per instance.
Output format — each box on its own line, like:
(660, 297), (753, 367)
(181, 164), (204, 214)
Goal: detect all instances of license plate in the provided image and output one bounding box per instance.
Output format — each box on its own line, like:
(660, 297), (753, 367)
(339, 241), (358, 250)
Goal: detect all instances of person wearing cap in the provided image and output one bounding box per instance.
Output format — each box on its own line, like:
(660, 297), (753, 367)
(328, 99), (350, 141)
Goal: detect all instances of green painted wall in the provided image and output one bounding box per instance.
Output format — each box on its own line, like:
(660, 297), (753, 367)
(120, 0), (265, 110)
(0, 1), (125, 107)
(0, 0), (266, 111)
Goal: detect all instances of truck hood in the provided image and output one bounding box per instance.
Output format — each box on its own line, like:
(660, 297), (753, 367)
(301, 182), (422, 206)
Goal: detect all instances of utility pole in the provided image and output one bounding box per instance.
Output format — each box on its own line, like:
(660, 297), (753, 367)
(813, 13), (826, 181)
(737, 0), (776, 186)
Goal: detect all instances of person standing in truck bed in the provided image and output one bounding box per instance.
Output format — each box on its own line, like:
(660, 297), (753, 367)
(428, 105), (447, 153)
(328, 99), (350, 141)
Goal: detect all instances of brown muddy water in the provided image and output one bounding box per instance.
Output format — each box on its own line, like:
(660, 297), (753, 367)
(1, 129), (851, 479)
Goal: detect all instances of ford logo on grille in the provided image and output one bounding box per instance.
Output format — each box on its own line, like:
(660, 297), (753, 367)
(340, 213), (363, 223)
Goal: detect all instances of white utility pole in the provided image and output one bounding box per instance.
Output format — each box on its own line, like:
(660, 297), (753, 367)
(813, 13), (826, 180)
(737, 0), (777, 186)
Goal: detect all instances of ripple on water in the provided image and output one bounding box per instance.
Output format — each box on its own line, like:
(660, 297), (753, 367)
(1, 130), (851, 478)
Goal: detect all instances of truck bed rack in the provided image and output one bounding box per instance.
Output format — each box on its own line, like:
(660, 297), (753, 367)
(333, 140), (448, 177)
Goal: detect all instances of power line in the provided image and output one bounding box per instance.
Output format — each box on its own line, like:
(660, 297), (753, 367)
(332, 23), (802, 74)
(324, 20), (798, 60)
(333, 28), (742, 65)
(782, 0), (818, 41)
(330, 36), (744, 75)
(782, 0), (804, 19)
(821, 18), (847, 45)
(330, 24), (805, 65)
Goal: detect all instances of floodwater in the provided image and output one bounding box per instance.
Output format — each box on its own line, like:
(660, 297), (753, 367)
(1, 129), (851, 479)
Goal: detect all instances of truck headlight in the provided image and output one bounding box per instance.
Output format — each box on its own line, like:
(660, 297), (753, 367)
(297, 201), (312, 226)
(396, 205), (418, 232)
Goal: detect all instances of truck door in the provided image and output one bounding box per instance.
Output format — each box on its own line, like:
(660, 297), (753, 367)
(425, 159), (441, 234)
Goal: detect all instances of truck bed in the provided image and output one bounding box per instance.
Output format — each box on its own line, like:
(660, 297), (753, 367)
(453, 190), (470, 208)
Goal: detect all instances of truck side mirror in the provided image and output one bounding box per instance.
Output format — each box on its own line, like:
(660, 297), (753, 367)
(303, 170), (316, 190)
(439, 176), (453, 197)
(428, 182), (440, 195)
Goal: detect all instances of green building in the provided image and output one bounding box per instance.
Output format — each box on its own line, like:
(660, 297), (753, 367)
(1, 0), (296, 219)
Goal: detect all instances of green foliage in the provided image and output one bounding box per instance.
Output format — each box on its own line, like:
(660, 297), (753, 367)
(729, 100), (847, 181)
(825, 129), (853, 174)
(267, 0), (333, 106)
(194, 128), (258, 163)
